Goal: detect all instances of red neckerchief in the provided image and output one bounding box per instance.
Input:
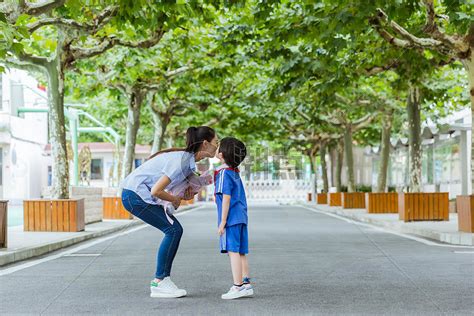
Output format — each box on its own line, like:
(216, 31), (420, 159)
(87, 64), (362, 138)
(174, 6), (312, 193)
(214, 165), (240, 195)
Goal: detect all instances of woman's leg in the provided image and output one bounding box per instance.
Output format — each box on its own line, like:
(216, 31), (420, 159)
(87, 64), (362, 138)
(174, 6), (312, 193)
(122, 190), (183, 279)
(164, 216), (183, 276)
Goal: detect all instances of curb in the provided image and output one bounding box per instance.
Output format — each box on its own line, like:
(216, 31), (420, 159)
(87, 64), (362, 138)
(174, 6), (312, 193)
(0, 204), (200, 267)
(301, 203), (474, 246)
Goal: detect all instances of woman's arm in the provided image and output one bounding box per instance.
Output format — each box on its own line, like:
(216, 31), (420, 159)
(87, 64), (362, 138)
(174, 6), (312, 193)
(151, 175), (182, 208)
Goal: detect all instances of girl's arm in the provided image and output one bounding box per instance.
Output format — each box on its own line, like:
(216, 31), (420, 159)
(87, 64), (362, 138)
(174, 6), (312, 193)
(218, 194), (231, 235)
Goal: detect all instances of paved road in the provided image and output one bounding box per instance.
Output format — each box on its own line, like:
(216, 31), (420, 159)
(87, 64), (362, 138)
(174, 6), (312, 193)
(1, 202), (473, 315)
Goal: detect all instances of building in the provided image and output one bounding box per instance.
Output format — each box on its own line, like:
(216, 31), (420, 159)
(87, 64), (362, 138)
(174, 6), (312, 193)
(43, 143), (151, 189)
(0, 69), (49, 202)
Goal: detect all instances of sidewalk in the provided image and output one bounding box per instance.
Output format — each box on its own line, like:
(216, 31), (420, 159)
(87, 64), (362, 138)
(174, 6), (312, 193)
(302, 202), (474, 246)
(0, 204), (199, 267)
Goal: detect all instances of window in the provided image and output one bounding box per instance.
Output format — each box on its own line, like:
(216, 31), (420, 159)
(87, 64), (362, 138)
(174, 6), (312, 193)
(91, 159), (103, 180)
(134, 158), (143, 168)
(47, 166), (52, 186)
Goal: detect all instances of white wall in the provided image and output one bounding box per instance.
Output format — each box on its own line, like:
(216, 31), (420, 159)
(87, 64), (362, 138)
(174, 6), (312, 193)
(0, 70), (49, 201)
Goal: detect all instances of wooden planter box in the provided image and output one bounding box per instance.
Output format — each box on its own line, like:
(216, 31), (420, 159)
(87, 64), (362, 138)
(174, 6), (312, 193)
(0, 200), (7, 248)
(456, 195), (474, 233)
(366, 193), (398, 214)
(342, 192), (366, 209)
(398, 193), (449, 222)
(317, 193), (328, 204)
(103, 197), (133, 220)
(329, 193), (342, 207)
(24, 199), (85, 232)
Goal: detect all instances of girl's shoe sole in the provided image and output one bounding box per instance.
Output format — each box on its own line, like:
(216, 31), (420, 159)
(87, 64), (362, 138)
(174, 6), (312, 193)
(245, 288), (254, 297)
(221, 291), (248, 300)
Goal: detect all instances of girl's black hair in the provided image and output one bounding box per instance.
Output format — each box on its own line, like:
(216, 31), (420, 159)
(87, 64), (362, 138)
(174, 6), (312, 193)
(185, 126), (216, 153)
(218, 137), (247, 168)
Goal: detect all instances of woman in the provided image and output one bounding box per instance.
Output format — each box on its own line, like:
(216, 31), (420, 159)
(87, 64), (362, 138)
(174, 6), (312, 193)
(121, 126), (218, 298)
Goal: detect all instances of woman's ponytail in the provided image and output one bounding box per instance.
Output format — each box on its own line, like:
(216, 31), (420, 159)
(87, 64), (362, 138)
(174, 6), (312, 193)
(147, 126), (215, 161)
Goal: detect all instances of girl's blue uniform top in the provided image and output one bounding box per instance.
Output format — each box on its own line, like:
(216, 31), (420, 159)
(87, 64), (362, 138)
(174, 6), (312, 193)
(214, 165), (248, 226)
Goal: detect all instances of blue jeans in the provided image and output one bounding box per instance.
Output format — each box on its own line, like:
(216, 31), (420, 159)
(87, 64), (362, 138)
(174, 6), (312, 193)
(121, 189), (183, 279)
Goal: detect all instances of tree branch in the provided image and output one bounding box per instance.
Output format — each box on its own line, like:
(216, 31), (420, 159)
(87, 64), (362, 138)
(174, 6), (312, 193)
(4, 58), (47, 74)
(352, 113), (377, 131)
(27, 6), (117, 33)
(371, 8), (452, 55)
(71, 29), (165, 61)
(164, 65), (191, 79)
(23, 0), (65, 16)
(422, 0), (467, 52)
(365, 60), (400, 76)
(28, 17), (89, 33)
(16, 51), (49, 67)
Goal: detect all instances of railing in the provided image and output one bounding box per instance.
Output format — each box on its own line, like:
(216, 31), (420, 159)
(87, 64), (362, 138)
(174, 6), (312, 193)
(244, 179), (311, 201)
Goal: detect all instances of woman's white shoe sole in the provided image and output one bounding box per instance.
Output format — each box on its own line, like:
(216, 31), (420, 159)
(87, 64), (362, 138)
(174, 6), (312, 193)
(150, 290), (187, 298)
(245, 288), (254, 296)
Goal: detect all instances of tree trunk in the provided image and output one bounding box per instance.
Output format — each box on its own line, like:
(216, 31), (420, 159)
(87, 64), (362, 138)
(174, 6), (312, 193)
(157, 116), (170, 152)
(46, 54), (69, 199)
(335, 140), (344, 192)
(308, 151), (318, 200)
(376, 112), (393, 192)
(407, 85), (422, 192)
(462, 53), (474, 194)
(151, 109), (161, 154)
(121, 89), (144, 179)
(344, 125), (355, 192)
(308, 153), (318, 202)
(320, 142), (329, 193)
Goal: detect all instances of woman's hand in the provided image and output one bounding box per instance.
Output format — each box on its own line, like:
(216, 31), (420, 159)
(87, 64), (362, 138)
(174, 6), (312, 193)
(217, 221), (226, 236)
(172, 197), (182, 210)
(183, 187), (194, 200)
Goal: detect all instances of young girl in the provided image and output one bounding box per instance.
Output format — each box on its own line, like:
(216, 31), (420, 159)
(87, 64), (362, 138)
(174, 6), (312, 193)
(214, 137), (253, 299)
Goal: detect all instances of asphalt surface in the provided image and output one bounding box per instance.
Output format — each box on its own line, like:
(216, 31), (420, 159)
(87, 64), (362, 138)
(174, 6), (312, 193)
(1, 202), (473, 315)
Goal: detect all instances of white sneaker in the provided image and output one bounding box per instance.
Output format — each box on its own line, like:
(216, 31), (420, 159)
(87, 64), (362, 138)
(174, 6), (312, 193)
(221, 285), (248, 300)
(150, 277), (187, 298)
(243, 283), (254, 296)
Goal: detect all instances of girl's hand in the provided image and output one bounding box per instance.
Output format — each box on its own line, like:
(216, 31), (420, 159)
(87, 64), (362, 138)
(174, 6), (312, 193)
(172, 197), (181, 210)
(217, 222), (226, 236)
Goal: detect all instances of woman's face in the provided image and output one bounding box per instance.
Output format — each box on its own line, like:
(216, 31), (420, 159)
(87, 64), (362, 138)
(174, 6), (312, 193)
(201, 135), (219, 158)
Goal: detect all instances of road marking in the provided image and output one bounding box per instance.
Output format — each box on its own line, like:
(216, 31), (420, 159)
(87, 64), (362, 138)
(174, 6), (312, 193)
(0, 205), (203, 277)
(299, 205), (474, 249)
(453, 251), (474, 254)
(63, 254), (102, 257)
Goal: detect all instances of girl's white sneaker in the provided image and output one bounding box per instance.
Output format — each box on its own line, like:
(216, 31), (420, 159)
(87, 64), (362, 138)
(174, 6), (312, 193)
(150, 277), (187, 298)
(221, 285), (248, 300)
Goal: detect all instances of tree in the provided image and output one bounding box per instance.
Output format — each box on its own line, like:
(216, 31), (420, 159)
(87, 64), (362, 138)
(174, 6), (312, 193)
(0, 2), (172, 198)
(369, 0), (474, 192)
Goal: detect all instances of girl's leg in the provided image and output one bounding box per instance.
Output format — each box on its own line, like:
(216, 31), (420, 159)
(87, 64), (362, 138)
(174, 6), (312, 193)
(228, 252), (243, 285)
(241, 254), (249, 280)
